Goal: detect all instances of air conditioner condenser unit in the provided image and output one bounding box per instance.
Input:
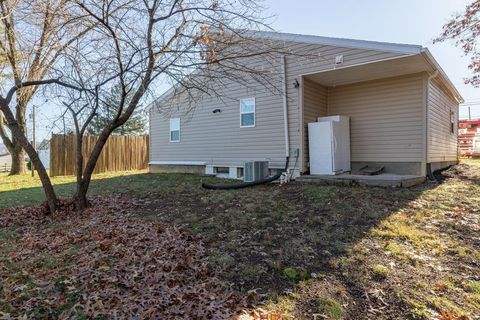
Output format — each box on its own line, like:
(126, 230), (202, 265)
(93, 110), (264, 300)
(244, 161), (269, 182)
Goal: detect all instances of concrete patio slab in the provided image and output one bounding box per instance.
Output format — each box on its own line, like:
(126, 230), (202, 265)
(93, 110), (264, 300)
(296, 173), (426, 188)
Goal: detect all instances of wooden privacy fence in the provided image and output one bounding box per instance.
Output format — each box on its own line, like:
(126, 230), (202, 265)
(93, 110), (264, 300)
(50, 134), (149, 177)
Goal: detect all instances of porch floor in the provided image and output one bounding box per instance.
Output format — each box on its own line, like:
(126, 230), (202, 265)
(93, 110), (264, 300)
(296, 173), (426, 188)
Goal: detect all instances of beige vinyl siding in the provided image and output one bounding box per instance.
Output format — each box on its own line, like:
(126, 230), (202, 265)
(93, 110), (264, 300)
(427, 78), (459, 162)
(303, 79), (328, 125)
(150, 78), (288, 168)
(302, 78), (327, 170)
(283, 42), (407, 171)
(327, 73), (425, 163)
(150, 39), (410, 170)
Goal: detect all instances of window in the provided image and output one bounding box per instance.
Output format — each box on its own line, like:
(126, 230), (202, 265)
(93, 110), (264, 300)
(450, 110), (455, 134)
(170, 118), (180, 142)
(240, 98), (255, 127)
(215, 167), (229, 174)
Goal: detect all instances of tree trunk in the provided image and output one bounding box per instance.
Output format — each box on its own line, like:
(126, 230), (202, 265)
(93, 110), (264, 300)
(1, 114), (26, 175)
(74, 183), (89, 210)
(9, 141), (25, 175)
(0, 98), (58, 212)
(7, 97), (29, 175)
(12, 132), (56, 212)
(74, 131), (111, 210)
(28, 143), (58, 213)
(73, 133), (87, 210)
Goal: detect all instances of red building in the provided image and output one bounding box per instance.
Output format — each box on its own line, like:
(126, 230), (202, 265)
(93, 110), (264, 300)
(459, 119), (480, 157)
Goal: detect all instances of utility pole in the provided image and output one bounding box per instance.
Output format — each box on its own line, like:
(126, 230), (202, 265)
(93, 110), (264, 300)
(31, 105), (36, 177)
(469, 106), (471, 120)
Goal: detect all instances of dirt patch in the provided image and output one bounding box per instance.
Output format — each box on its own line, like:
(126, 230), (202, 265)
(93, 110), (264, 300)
(288, 276), (354, 319)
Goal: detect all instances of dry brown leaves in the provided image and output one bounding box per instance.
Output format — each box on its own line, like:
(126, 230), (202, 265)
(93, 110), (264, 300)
(0, 195), (245, 319)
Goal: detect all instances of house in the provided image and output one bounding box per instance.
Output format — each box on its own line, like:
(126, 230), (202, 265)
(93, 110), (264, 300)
(458, 119), (480, 157)
(0, 143), (10, 172)
(0, 154), (11, 173)
(37, 139), (50, 169)
(149, 31), (463, 180)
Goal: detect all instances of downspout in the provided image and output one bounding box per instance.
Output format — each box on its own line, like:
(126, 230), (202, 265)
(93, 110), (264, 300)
(426, 70), (439, 180)
(281, 55), (290, 163)
(201, 56), (291, 190)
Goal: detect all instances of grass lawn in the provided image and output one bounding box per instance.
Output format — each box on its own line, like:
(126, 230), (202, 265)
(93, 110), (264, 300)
(1, 161), (480, 319)
(0, 170), (222, 208)
(0, 170), (142, 208)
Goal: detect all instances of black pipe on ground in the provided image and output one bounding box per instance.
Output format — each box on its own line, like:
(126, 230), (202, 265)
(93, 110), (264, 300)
(426, 163), (436, 180)
(201, 157), (289, 190)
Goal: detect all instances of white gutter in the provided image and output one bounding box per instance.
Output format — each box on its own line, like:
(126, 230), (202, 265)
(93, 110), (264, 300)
(281, 55), (290, 158)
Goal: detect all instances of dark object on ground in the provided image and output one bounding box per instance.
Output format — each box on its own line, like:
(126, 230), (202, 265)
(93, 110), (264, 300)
(433, 164), (459, 183)
(356, 165), (385, 175)
(202, 157), (289, 190)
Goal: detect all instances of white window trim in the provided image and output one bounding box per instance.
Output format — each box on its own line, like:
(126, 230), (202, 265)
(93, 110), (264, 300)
(150, 161), (206, 165)
(169, 118), (181, 142)
(240, 97), (256, 128)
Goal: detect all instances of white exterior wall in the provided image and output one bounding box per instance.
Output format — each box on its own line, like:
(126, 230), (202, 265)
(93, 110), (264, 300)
(38, 149), (50, 169)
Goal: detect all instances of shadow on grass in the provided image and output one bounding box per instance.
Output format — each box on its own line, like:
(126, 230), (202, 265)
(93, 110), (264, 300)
(0, 172), (225, 209)
(3, 174), (429, 281)
(136, 176), (480, 319)
(136, 179), (439, 295)
(0, 174), (439, 294)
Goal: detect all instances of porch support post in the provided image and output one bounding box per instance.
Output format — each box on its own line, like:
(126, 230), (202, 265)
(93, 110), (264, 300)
(298, 76), (305, 173)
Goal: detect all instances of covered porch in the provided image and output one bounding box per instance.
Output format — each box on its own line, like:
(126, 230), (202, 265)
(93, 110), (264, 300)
(298, 53), (439, 181)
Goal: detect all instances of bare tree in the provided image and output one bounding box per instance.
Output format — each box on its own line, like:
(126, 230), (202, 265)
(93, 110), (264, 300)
(435, 0), (480, 86)
(55, 0), (293, 210)
(0, 78), (83, 212)
(1, 0), (301, 212)
(0, 0), (91, 175)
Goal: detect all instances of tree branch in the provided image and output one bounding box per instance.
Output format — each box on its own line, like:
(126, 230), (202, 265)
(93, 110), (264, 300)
(5, 79), (87, 105)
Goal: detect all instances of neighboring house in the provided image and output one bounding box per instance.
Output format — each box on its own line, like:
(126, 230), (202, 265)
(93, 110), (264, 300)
(0, 143), (7, 156)
(0, 143), (10, 172)
(37, 139), (50, 170)
(149, 31), (463, 179)
(0, 154), (11, 173)
(458, 120), (480, 157)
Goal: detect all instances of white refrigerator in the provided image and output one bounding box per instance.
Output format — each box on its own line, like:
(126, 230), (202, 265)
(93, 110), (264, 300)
(308, 116), (350, 175)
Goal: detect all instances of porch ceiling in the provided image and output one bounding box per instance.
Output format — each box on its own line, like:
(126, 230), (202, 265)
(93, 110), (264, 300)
(303, 54), (433, 87)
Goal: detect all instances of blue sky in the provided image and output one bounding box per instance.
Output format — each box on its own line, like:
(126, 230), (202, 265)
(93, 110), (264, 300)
(29, 0), (479, 142)
(262, 0), (479, 117)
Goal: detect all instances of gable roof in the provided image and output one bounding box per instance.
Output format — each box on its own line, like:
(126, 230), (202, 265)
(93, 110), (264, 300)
(37, 139), (50, 150)
(249, 31), (463, 103)
(150, 31), (464, 107)
(250, 30), (423, 55)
